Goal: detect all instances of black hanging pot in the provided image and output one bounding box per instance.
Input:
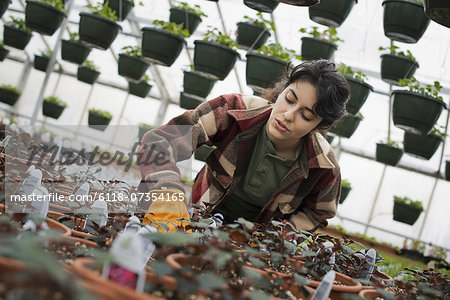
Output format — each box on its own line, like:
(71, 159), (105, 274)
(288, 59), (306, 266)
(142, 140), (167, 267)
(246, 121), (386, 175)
(246, 52), (287, 93)
(179, 92), (204, 110)
(403, 132), (442, 160)
(339, 186), (351, 204)
(194, 144), (215, 161)
(380, 54), (419, 85)
(424, 0), (450, 28)
(42, 101), (65, 119)
(77, 66), (100, 84)
(0, 0), (10, 18)
(118, 54), (149, 82)
(300, 37), (337, 60)
(393, 200), (423, 225)
(61, 40), (91, 64)
(3, 25), (33, 50)
(0, 45), (9, 61)
(141, 27), (185, 67)
(183, 71), (216, 98)
(169, 7), (202, 35)
(279, 0), (320, 6)
(193, 40), (240, 81)
(88, 112), (111, 131)
(236, 22), (270, 50)
(345, 77), (373, 115)
(138, 125), (155, 141)
(309, 0), (357, 27)
(329, 113), (362, 138)
(0, 87), (20, 106)
(243, 0), (279, 13)
(78, 12), (121, 50)
(105, 0), (134, 21)
(25, 0), (66, 36)
(376, 143), (403, 166)
(445, 160), (450, 181)
(392, 90), (446, 135)
(128, 80), (152, 98)
(33, 55), (50, 72)
(382, 0), (430, 44)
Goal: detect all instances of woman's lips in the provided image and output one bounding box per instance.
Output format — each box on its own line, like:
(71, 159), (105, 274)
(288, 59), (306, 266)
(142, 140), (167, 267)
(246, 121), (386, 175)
(275, 119), (288, 131)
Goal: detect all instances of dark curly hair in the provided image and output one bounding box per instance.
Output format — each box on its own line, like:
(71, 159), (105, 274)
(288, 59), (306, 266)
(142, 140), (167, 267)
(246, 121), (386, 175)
(261, 60), (350, 129)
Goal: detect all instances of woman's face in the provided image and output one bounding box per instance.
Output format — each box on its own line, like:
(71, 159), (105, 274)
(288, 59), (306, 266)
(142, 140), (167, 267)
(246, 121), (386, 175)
(266, 80), (323, 151)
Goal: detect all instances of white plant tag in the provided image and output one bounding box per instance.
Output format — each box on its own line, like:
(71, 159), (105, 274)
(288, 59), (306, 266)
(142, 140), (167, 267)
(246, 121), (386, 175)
(357, 248), (376, 280)
(136, 224), (157, 269)
(84, 200), (108, 234)
(74, 182), (90, 206)
(124, 215), (141, 234)
(311, 270), (335, 300)
(21, 169), (42, 196)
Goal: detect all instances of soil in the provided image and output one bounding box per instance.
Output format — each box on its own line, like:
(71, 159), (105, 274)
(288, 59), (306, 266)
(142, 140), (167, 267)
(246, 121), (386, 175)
(46, 240), (91, 265)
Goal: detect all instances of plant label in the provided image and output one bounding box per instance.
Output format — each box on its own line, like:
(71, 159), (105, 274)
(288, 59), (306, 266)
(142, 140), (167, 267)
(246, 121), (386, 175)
(136, 224), (157, 269)
(21, 169), (42, 196)
(83, 199), (108, 234)
(311, 270), (335, 300)
(74, 182), (90, 206)
(357, 248), (376, 280)
(124, 215), (141, 234)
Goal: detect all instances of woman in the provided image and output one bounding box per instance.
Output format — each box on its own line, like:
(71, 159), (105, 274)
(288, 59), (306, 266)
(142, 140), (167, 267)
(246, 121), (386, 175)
(137, 60), (350, 232)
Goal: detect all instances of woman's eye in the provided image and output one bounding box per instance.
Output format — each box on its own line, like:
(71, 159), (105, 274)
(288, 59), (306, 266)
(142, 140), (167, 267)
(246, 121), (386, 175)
(285, 97), (294, 104)
(302, 114), (311, 121)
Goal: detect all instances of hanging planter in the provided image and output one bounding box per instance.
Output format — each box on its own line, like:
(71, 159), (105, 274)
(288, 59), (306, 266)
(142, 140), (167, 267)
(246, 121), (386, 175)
(382, 0), (430, 44)
(345, 76), (373, 115)
(300, 37), (337, 60)
(376, 142), (403, 166)
(340, 179), (351, 204)
(246, 51), (287, 93)
(0, 0), (10, 18)
(243, 0), (279, 13)
(33, 52), (51, 72)
(118, 48), (149, 82)
(179, 92), (204, 110)
(25, 0), (66, 36)
(183, 70), (216, 98)
(88, 109), (112, 131)
(380, 54), (419, 85)
(279, 0), (319, 6)
(393, 196), (423, 225)
(194, 145), (215, 162)
(308, 0), (357, 27)
(424, 0), (450, 28)
(445, 160), (450, 181)
(105, 0), (134, 21)
(329, 113), (363, 138)
(3, 24), (33, 50)
(129, 78), (153, 98)
(0, 85), (21, 106)
(138, 123), (156, 141)
(77, 60), (100, 85)
(236, 14), (272, 50)
(0, 44), (8, 61)
(403, 131), (442, 160)
(61, 34), (91, 65)
(78, 9), (121, 50)
(42, 96), (67, 119)
(169, 4), (205, 36)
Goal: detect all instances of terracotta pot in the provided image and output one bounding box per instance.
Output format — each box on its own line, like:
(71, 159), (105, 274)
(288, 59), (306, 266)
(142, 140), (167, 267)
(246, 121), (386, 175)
(46, 217), (71, 236)
(359, 288), (394, 299)
(63, 236), (99, 248)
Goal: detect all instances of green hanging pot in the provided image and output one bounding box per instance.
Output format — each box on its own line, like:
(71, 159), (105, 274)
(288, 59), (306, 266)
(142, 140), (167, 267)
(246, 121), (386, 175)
(193, 40), (240, 81)
(380, 54), (419, 85)
(42, 101), (65, 119)
(138, 125), (156, 141)
(88, 112), (111, 131)
(77, 66), (100, 85)
(340, 186), (351, 204)
(393, 200), (422, 225)
(183, 71), (216, 98)
(236, 22), (270, 50)
(3, 25), (33, 50)
(0, 45), (9, 61)
(179, 92), (204, 110)
(194, 145), (215, 162)
(243, 0), (279, 13)
(325, 134), (335, 144)
(403, 132), (442, 160)
(424, 0), (450, 28)
(382, 0), (430, 44)
(61, 40), (91, 65)
(118, 54), (149, 82)
(329, 113), (362, 138)
(141, 27), (185, 67)
(33, 55), (50, 72)
(105, 0), (134, 21)
(279, 0), (319, 6)
(246, 52), (287, 93)
(345, 77), (373, 115)
(1, 0), (10, 18)
(445, 160), (450, 181)
(169, 7), (202, 36)
(0, 87), (20, 106)
(78, 12), (121, 50)
(25, 0), (66, 36)
(128, 80), (152, 98)
(392, 90), (446, 135)
(300, 37), (337, 60)
(309, 0), (357, 27)
(375, 143), (403, 166)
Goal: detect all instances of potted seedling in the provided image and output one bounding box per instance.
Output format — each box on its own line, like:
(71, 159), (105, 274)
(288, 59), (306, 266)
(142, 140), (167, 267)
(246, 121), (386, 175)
(424, 0), (450, 28)
(0, 0), (10, 18)
(379, 44), (419, 85)
(25, 0), (66, 36)
(118, 45), (149, 82)
(42, 96), (67, 119)
(340, 179), (351, 204)
(393, 77), (446, 135)
(105, 0), (140, 21)
(183, 65), (216, 98)
(61, 32), (91, 65)
(169, 1), (207, 36)
(376, 138), (403, 166)
(237, 12), (274, 50)
(141, 20), (189, 67)
(403, 125), (445, 160)
(34, 49), (52, 72)
(383, 0), (430, 43)
(393, 195), (423, 225)
(128, 74), (153, 98)
(329, 112), (363, 138)
(77, 60), (100, 84)
(88, 108), (112, 131)
(243, 0), (279, 13)
(194, 27), (241, 81)
(79, 2), (121, 50)
(3, 16), (33, 50)
(0, 40), (9, 61)
(337, 63), (373, 115)
(138, 123), (155, 141)
(308, 0), (357, 27)
(299, 26), (343, 60)
(0, 84), (21, 106)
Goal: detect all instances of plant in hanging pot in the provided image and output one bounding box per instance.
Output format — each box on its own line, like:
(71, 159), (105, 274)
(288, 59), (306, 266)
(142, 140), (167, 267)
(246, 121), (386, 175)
(340, 179), (351, 204)
(337, 63), (373, 115)
(3, 16), (33, 50)
(0, 0), (10, 18)
(141, 20), (189, 67)
(393, 195), (423, 225)
(0, 40), (10, 61)
(403, 125), (445, 160)
(194, 27), (241, 81)
(308, 0), (357, 27)
(61, 32), (91, 65)
(169, 1), (207, 36)
(118, 45), (149, 82)
(179, 91), (206, 110)
(237, 12), (273, 50)
(138, 123), (156, 141)
(329, 112), (363, 138)
(243, 0), (279, 13)
(379, 44), (419, 85)
(279, 0), (320, 6)
(105, 0), (140, 21)
(88, 108), (112, 131)
(128, 74), (153, 98)
(79, 1), (121, 50)
(183, 65), (217, 98)
(34, 49), (52, 72)
(0, 84), (21, 106)
(25, 0), (66, 36)
(392, 77), (446, 135)
(376, 137), (403, 166)
(77, 60), (100, 85)
(299, 26), (342, 60)
(42, 96), (67, 119)
(423, 0), (450, 28)
(445, 159), (450, 181)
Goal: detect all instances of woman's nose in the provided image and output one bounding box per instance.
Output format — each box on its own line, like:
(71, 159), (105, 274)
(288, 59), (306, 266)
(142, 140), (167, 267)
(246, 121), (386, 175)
(284, 108), (295, 121)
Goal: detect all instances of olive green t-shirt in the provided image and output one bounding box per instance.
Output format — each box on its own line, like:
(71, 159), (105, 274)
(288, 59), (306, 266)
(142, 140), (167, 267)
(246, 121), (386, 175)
(214, 123), (302, 222)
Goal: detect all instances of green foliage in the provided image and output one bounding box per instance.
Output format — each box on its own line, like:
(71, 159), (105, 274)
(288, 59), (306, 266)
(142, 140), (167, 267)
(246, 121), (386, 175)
(409, 240), (426, 253)
(337, 63), (368, 83)
(256, 43), (301, 62)
(139, 122), (155, 129)
(429, 246), (447, 260)
(39, 49), (52, 58)
(380, 137), (401, 148)
(141, 74), (151, 83)
(398, 77), (443, 101)
(299, 26), (343, 44)
(0, 40), (4, 46)
(87, 2), (117, 22)
(173, 1), (207, 17)
(394, 195), (424, 210)
(8, 16), (32, 33)
(430, 125), (447, 138)
(243, 12), (275, 32)
(39, 0), (66, 12)
(121, 45), (142, 57)
(204, 27), (240, 50)
(69, 32), (79, 41)
(82, 60), (99, 71)
(44, 96), (67, 108)
(89, 108), (112, 119)
(152, 20), (189, 38)
(341, 179), (351, 188)
(0, 84), (21, 94)
(378, 44), (416, 61)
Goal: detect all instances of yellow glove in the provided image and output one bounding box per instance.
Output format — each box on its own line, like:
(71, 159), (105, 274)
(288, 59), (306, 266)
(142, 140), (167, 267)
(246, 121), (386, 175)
(143, 189), (191, 232)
